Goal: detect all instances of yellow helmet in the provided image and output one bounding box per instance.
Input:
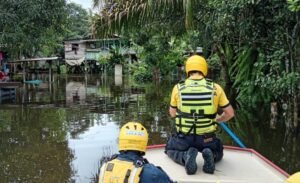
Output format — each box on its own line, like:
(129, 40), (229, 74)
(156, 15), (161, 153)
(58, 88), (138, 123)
(285, 172), (300, 183)
(185, 55), (208, 76)
(118, 122), (148, 153)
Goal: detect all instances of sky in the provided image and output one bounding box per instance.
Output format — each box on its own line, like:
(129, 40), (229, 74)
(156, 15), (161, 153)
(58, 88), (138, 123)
(68, 0), (94, 10)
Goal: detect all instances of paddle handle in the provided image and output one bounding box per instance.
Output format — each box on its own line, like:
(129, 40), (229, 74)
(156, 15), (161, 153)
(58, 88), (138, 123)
(219, 122), (246, 148)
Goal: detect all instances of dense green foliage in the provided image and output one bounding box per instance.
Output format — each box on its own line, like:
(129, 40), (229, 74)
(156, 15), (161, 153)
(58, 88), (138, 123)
(0, 1), (91, 59)
(0, 0), (298, 127)
(65, 3), (91, 40)
(0, 0), (67, 58)
(93, 0), (300, 97)
(93, 0), (299, 129)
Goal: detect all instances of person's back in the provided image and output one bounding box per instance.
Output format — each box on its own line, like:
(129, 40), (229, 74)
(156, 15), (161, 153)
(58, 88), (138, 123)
(166, 55), (235, 175)
(98, 122), (173, 183)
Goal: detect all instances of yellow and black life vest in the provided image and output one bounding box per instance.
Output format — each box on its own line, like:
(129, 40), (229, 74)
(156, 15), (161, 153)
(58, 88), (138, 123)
(98, 157), (144, 183)
(176, 78), (217, 135)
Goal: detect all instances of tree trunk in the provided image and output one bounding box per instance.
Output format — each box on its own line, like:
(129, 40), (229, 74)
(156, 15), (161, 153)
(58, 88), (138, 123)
(215, 44), (231, 86)
(293, 94), (298, 129)
(153, 67), (160, 81)
(286, 13), (299, 132)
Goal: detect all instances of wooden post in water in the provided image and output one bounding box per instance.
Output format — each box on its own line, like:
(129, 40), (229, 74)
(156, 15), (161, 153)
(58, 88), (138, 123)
(22, 62), (26, 83)
(270, 102), (278, 129)
(114, 64), (123, 86)
(48, 60), (52, 83)
(48, 60), (52, 94)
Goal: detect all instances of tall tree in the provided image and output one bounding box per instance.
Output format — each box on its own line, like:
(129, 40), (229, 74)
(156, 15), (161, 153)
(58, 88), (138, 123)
(65, 3), (91, 40)
(0, 0), (67, 58)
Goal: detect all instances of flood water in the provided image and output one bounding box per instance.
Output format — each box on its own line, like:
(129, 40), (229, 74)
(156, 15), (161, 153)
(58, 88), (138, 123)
(0, 74), (299, 183)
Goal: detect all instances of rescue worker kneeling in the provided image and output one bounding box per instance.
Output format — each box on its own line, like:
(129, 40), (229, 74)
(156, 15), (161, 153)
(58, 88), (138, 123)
(98, 122), (173, 183)
(166, 55), (235, 175)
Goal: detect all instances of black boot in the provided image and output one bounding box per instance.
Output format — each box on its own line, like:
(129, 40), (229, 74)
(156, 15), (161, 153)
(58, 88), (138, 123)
(184, 147), (198, 175)
(202, 148), (215, 174)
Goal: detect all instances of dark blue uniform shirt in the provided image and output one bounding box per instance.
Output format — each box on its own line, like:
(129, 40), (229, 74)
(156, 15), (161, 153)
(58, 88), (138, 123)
(117, 151), (173, 183)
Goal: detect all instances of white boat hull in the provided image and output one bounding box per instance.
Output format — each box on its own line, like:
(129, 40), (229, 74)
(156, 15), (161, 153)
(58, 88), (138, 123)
(145, 145), (289, 183)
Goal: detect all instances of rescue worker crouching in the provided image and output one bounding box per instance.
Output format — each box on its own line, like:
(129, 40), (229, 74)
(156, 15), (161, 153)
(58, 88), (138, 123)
(165, 55), (235, 175)
(98, 122), (173, 183)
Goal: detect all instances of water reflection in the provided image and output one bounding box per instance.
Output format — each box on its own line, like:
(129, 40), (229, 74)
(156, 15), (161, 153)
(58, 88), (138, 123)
(66, 82), (86, 105)
(226, 105), (300, 174)
(0, 107), (74, 183)
(0, 74), (299, 183)
(68, 118), (119, 183)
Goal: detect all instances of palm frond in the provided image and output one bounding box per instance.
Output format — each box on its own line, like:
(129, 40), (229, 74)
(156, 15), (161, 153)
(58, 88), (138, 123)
(92, 0), (194, 37)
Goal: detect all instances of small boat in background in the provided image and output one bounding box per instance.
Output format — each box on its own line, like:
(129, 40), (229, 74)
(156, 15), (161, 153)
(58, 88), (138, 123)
(24, 79), (42, 85)
(145, 144), (289, 183)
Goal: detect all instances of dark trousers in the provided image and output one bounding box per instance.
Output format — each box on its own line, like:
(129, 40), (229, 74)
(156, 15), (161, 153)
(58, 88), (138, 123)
(164, 133), (223, 165)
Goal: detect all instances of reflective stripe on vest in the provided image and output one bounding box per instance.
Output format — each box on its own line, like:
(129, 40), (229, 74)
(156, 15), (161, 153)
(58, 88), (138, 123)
(176, 79), (217, 134)
(98, 162), (106, 183)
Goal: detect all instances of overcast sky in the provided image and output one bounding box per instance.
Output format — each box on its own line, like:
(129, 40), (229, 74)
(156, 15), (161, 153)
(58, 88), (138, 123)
(68, 0), (94, 10)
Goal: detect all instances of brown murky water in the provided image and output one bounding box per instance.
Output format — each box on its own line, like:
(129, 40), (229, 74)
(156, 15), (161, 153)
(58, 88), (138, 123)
(0, 74), (299, 183)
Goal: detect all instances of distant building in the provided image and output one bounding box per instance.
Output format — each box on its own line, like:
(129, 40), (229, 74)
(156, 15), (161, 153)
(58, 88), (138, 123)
(64, 38), (136, 73)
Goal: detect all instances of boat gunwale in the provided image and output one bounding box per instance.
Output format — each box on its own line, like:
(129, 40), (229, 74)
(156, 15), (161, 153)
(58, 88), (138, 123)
(147, 144), (290, 178)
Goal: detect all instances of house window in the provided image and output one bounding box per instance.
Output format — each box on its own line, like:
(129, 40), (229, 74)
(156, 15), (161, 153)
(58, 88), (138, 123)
(72, 44), (79, 54)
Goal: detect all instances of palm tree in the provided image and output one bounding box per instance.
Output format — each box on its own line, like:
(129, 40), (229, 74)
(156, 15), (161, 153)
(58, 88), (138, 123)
(92, 0), (194, 37)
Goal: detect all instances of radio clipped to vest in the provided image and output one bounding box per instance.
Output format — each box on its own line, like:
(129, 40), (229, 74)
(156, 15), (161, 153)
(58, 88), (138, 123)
(99, 158), (144, 183)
